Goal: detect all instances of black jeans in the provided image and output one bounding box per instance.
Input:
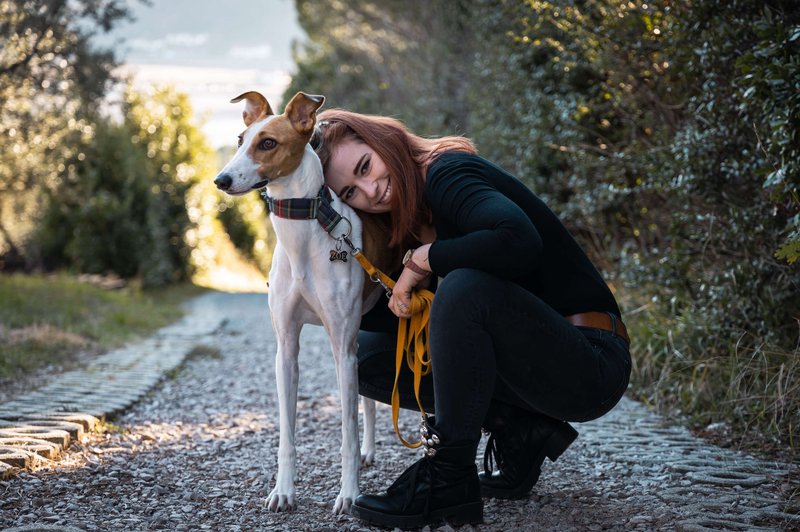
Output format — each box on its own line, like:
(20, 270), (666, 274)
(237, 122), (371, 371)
(357, 268), (631, 443)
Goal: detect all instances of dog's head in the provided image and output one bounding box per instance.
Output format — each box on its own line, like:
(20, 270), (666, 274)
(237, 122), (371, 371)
(214, 91), (325, 195)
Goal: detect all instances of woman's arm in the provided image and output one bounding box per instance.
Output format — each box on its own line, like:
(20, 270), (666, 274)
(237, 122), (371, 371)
(426, 156), (543, 279)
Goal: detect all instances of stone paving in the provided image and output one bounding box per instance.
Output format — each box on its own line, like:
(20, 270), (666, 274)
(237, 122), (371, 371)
(0, 292), (225, 480)
(0, 291), (797, 531)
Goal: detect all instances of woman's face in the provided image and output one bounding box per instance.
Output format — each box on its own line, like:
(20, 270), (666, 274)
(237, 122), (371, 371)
(325, 139), (392, 213)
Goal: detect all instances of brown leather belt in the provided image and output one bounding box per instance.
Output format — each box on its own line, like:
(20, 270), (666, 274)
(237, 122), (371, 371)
(565, 311), (630, 345)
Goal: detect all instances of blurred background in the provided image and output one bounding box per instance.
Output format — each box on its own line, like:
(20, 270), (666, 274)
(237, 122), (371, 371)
(0, 1), (798, 459)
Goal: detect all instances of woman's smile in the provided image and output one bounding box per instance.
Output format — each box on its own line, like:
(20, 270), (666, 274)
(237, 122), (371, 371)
(378, 179), (391, 206)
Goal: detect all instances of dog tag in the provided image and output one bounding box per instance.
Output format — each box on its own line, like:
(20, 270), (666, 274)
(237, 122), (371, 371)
(330, 249), (348, 262)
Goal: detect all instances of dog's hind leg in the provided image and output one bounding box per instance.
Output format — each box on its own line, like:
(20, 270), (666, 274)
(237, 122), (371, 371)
(266, 321), (302, 512)
(361, 397), (376, 466)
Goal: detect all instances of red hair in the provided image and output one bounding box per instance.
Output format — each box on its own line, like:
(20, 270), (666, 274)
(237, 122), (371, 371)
(314, 109), (476, 248)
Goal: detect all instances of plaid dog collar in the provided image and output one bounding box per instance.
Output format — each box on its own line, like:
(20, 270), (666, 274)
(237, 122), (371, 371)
(262, 185), (343, 234)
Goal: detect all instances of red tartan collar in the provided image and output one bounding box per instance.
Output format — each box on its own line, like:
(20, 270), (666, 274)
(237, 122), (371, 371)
(261, 185), (344, 234)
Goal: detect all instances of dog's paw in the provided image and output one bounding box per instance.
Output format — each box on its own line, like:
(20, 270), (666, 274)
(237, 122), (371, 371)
(333, 492), (357, 515)
(266, 488), (297, 512)
(360, 449), (375, 467)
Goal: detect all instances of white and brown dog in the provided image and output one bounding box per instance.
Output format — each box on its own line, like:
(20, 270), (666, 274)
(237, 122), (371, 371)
(214, 91), (392, 514)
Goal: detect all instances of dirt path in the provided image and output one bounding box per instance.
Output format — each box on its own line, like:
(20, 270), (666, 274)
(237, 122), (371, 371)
(0, 292), (797, 531)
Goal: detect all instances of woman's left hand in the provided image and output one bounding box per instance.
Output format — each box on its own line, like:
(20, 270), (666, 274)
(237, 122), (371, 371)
(389, 244), (432, 318)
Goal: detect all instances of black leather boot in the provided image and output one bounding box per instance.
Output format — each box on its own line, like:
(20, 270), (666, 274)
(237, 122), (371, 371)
(479, 401), (578, 499)
(351, 417), (483, 529)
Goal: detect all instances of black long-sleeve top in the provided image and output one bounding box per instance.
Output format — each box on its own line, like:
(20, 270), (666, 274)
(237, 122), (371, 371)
(426, 152), (621, 318)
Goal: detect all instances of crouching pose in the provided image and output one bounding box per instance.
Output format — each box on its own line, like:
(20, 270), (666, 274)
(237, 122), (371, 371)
(314, 109), (632, 529)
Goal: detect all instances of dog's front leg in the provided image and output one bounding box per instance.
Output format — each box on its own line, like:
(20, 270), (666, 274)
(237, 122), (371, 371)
(331, 346), (361, 514)
(267, 331), (301, 512)
(361, 397), (376, 466)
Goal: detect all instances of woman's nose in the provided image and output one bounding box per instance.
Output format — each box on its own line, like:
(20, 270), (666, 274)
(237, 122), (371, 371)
(358, 179), (379, 198)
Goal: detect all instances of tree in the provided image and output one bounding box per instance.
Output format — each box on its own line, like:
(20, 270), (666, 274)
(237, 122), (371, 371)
(0, 0), (137, 269)
(286, 0), (475, 135)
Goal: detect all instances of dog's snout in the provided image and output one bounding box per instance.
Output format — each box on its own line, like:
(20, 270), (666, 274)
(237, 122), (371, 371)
(214, 174), (233, 191)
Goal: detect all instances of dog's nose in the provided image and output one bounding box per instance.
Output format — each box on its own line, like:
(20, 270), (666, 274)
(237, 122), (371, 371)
(214, 174), (232, 191)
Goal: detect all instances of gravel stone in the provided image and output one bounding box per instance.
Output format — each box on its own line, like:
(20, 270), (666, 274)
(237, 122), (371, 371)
(0, 292), (797, 531)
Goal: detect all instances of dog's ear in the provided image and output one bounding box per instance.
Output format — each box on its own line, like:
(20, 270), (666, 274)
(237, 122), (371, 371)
(284, 92), (325, 136)
(230, 91), (274, 126)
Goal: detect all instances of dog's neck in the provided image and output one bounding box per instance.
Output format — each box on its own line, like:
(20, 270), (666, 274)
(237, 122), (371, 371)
(263, 144), (324, 201)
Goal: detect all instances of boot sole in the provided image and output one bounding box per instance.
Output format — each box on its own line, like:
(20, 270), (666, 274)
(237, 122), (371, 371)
(480, 422), (578, 499)
(351, 500), (483, 529)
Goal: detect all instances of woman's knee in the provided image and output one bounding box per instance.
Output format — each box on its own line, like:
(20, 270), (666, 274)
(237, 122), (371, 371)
(433, 268), (496, 315)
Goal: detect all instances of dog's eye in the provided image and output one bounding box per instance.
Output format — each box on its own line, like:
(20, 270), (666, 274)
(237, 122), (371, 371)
(259, 138), (277, 150)
(237, 135), (243, 147)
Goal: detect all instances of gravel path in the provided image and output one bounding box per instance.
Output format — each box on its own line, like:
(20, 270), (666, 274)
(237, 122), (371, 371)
(0, 291), (797, 531)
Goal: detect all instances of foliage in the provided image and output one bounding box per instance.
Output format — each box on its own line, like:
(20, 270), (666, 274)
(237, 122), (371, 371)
(37, 85), (224, 287)
(287, 0), (476, 135)
(37, 118), (152, 277)
(735, 6), (800, 264)
(0, 0), (137, 269)
(123, 86), (216, 285)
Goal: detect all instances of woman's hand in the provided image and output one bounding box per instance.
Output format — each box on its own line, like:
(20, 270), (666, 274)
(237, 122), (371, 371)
(389, 244), (432, 318)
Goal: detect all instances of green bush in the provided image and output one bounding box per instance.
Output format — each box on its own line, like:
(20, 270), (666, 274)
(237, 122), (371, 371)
(38, 120), (151, 277)
(38, 86), (218, 287)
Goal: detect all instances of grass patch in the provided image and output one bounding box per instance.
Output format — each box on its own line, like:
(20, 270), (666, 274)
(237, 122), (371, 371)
(625, 296), (800, 460)
(0, 273), (206, 380)
(185, 343), (222, 361)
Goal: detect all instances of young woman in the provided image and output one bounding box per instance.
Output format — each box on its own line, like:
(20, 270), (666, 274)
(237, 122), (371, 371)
(313, 110), (631, 529)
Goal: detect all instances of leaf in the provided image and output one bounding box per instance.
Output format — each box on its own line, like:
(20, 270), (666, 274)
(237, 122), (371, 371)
(763, 167), (786, 188)
(774, 240), (800, 265)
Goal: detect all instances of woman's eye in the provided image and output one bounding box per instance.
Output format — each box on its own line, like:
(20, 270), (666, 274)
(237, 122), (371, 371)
(259, 138), (277, 150)
(344, 187), (355, 199)
(360, 158), (370, 175)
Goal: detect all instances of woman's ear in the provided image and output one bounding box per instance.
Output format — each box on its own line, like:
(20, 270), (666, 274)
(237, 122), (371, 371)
(309, 124), (324, 151)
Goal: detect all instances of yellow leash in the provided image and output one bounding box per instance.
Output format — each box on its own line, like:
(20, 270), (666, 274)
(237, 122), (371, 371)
(353, 250), (434, 448)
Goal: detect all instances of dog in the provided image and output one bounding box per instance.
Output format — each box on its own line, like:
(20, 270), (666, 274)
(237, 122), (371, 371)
(214, 91), (394, 514)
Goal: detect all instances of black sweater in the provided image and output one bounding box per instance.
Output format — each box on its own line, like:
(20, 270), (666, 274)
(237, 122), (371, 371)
(426, 152), (621, 318)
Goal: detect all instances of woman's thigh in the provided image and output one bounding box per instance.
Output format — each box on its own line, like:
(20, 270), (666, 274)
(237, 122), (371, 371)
(430, 268), (630, 422)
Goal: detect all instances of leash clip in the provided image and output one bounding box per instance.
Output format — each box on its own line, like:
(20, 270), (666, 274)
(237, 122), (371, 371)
(330, 217), (355, 250)
(370, 273), (393, 299)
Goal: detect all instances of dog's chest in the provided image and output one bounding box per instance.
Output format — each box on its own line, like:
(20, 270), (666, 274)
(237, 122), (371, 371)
(270, 215), (356, 277)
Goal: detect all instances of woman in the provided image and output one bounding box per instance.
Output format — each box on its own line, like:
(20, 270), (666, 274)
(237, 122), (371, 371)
(313, 110), (631, 529)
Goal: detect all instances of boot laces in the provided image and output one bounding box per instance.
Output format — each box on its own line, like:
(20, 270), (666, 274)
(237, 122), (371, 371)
(385, 418), (440, 514)
(483, 432), (505, 475)
(386, 456), (437, 514)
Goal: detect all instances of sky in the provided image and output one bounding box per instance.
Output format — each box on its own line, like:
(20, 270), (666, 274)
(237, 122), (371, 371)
(106, 0), (307, 148)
